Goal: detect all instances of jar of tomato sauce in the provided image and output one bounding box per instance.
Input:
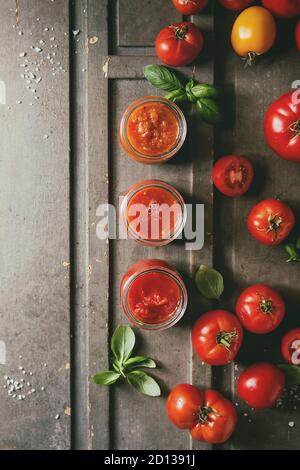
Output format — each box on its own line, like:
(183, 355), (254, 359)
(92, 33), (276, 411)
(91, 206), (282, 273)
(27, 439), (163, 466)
(120, 180), (187, 246)
(119, 96), (187, 164)
(120, 259), (188, 331)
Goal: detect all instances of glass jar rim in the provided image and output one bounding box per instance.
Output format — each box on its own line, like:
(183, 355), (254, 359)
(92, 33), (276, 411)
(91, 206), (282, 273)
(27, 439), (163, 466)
(120, 180), (187, 246)
(120, 96), (187, 164)
(121, 266), (188, 331)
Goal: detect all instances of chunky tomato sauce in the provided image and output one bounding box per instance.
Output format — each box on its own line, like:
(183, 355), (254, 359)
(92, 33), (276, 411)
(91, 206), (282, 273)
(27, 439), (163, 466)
(128, 271), (181, 324)
(126, 102), (179, 156)
(127, 185), (181, 240)
(121, 259), (184, 326)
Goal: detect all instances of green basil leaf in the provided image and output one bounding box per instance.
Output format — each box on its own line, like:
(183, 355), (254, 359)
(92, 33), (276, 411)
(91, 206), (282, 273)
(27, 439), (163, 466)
(126, 371), (161, 397)
(285, 244), (300, 263)
(93, 371), (121, 386)
(195, 265), (224, 300)
(196, 98), (222, 125)
(278, 364), (300, 387)
(112, 359), (124, 374)
(191, 83), (221, 99)
(297, 238), (300, 250)
(144, 65), (184, 92)
(165, 88), (187, 103)
(111, 325), (135, 364)
(124, 356), (156, 369)
(186, 79), (197, 103)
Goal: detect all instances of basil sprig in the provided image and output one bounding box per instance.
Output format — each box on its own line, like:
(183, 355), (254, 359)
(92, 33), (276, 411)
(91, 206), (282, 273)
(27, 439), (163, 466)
(144, 65), (222, 125)
(285, 238), (300, 262)
(195, 265), (224, 300)
(93, 325), (161, 397)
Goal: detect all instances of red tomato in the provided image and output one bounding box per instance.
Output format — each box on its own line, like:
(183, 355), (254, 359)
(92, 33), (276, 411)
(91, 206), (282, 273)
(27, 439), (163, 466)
(192, 310), (243, 366)
(237, 363), (285, 409)
(166, 384), (203, 429)
(236, 284), (286, 334)
(219, 0), (253, 10)
(247, 199), (295, 246)
(261, 0), (300, 18)
(172, 0), (208, 15)
(155, 22), (204, 67)
(212, 155), (254, 197)
(264, 91), (300, 163)
(166, 384), (237, 444)
(281, 328), (300, 365)
(296, 20), (300, 51)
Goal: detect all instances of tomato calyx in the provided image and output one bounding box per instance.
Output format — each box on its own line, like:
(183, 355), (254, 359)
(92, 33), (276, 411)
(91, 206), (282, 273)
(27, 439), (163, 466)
(242, 52), (257, 68)
(173, 25), (189, 40)
(258, 212), (283, 241)
(197, 405), (215, 424)
(258, 297), (273, 314)
(216, 330), (237, 350)
(289, 120), (300, 139)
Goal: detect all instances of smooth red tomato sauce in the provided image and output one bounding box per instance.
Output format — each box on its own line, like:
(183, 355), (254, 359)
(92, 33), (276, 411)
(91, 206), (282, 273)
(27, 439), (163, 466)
(127, 185), (181, 240)
(127, 271), (181, 324)
(126, 102), (179, 156)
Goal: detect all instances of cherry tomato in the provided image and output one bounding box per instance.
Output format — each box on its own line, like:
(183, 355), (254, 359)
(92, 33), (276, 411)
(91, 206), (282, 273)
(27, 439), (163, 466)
(236, 284), (286, 334)
(247, 199), (295, 246)
(172, 0), (208, 15)
(212, 155), (254, 197)
(166, 384), (237, 444)
(264, 91), (300, 162)
(192, 310), (243, 366)
(281, 329), (300, 365)
(231, 6), (276, 64)
(237, 363), (285, 409)
(219, 0), (253, 11)
(155, 22), (204, 67)
(296, 20), (300, 51)
(261, 0), (300, 18)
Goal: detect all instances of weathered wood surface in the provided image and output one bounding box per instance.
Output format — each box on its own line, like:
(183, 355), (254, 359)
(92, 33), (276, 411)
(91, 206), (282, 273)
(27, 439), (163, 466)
(0, 0), (70, 450)
(214, 5), (300, 450)
(0, 0), (299, 450)
(87, 0), (300, 451)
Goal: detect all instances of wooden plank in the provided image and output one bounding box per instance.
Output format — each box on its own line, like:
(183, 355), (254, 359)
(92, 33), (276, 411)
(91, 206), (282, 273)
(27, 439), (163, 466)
(214, 8), (300, 450)
(85, 0), (215, 450)
(86, 0), (111, 450)
(0, 0), (70, 450)
(69, 0), (89, 451)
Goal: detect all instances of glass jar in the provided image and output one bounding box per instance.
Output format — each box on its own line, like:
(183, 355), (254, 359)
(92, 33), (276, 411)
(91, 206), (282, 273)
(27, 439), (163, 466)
(120, 179), (187, 246)
(120, 259), (188, 331)
(119, 96), (187, 164)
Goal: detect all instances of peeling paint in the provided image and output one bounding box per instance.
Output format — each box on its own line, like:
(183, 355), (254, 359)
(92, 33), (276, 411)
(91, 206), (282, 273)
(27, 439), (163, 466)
(89, 36), (98, 45)
(15, 0), (20, 26)
(102, 57), (110, 78)
(87, 426), (94, 450)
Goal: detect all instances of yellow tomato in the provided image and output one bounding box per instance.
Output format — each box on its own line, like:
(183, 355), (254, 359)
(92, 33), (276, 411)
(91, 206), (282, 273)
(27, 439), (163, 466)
(231, 6), (276, 63)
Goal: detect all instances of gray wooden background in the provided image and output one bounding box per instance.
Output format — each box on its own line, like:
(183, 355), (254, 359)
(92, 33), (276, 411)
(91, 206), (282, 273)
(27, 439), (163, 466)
(0, 0), (299, 450)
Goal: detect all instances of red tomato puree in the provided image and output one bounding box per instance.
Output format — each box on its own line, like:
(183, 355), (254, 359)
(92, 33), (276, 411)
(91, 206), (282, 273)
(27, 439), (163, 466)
(126, 102), (179, 156)
(127, 185), (181, 240)
(128, 271), (181, 324)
